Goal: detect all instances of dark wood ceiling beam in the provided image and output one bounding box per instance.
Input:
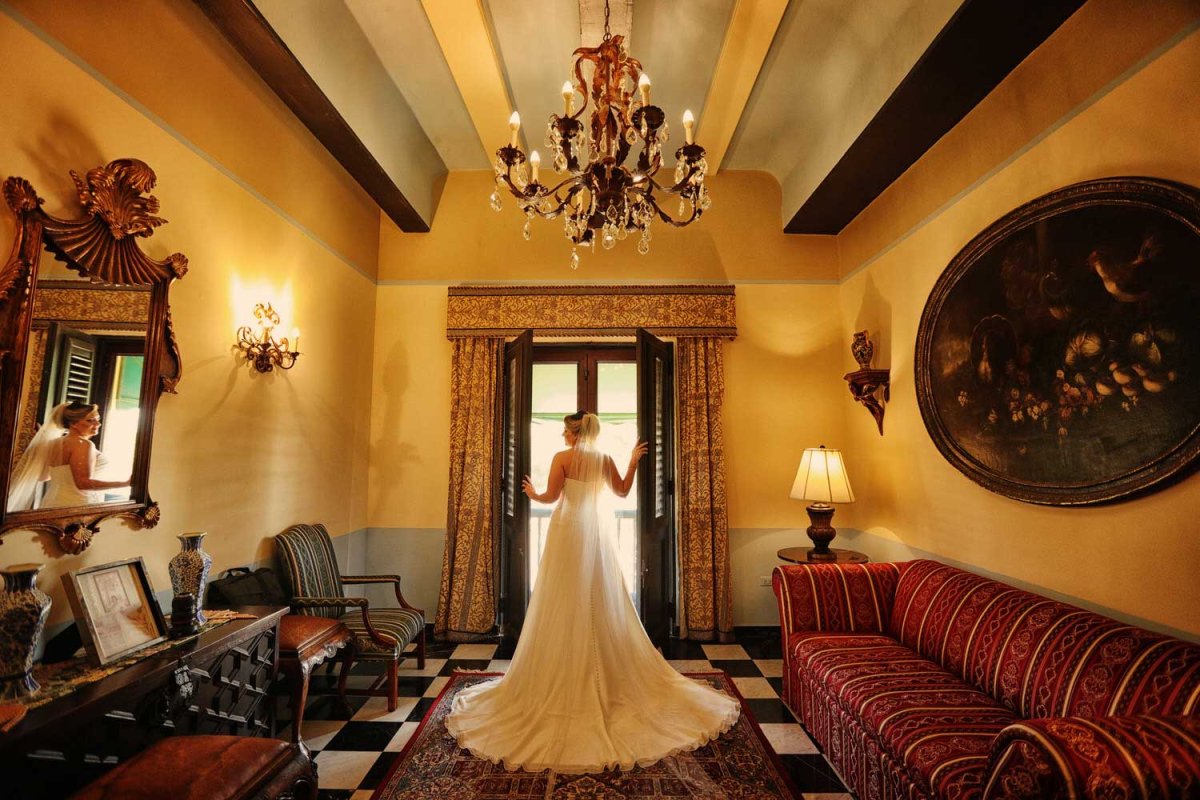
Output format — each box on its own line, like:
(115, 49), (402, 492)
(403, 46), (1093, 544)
(194, 0), (430, 232)
(785, 0), (1086, 235)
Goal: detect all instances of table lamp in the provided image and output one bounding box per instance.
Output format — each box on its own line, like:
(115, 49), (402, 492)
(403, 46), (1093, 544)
(790, 445), (855, 561)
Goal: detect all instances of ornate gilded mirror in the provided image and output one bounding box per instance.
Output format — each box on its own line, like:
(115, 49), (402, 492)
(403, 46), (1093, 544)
(0, 159), (186, 553)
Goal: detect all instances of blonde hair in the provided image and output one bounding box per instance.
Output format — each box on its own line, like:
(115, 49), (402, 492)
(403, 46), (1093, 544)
(55, 402), (98, 428)
(564, 411), (600, 445)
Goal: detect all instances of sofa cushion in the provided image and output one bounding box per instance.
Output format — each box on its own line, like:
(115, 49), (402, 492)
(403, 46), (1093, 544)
(791, 631), (1018, 798)
(889, 560), (1200, 719)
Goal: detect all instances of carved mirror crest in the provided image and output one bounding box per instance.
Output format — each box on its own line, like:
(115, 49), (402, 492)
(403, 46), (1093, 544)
(0, 159), (186, 553)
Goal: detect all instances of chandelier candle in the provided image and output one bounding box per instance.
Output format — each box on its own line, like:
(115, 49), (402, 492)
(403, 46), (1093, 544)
(489, 0), (709, 269)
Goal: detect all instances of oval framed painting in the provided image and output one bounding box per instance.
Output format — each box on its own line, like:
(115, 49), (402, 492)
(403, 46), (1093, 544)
(915, 177), (1200, 505)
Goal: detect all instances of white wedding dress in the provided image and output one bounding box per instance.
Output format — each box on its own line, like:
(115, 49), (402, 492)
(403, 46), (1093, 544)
(40, 450), (109, 508)
(446, 446), (740, 774)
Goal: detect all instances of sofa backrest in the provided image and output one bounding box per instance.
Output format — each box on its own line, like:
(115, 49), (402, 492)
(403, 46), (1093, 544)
(774, 562), (903, 634)
(889, 560), (1200, 719)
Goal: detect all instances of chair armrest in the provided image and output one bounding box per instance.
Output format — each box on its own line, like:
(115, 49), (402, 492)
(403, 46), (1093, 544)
(291, 596), (368, 610)
(771, 563), (902, 637)
(984, 716), (1200, 799)
(289, 596), (395, 649)
(340, 575), (423, 615)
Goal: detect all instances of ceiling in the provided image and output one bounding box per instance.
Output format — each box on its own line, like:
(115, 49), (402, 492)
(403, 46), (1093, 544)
(199, 0), (1087, 234)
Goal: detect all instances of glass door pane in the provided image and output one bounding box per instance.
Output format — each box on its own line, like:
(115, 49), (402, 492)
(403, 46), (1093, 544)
(528, 362), (578, 594)
(596, 361), (638, 603)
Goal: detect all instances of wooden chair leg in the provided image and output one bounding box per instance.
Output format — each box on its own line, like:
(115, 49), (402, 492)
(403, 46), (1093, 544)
(387, 660), (398, 712)
(417, 627), (426, 670)
(291, 667), (311, 745)
(335, 646), (352, 700)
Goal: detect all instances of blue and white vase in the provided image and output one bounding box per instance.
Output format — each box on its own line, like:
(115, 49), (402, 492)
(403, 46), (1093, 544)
(0, 563), (51, 699)
(169, 532), (212, 625)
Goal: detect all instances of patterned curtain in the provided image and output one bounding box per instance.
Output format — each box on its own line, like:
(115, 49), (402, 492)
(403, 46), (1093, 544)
(676, 336), (734, 642)
(435, 336), (504, 641)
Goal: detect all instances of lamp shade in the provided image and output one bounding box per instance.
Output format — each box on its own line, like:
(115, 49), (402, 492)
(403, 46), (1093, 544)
(790, 446), (855, 504)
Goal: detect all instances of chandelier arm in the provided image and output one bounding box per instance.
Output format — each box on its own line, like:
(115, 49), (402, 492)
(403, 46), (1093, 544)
(496, 171), (585, 208)
(646, 165), (703, 195)
(641, 191), (703, 228)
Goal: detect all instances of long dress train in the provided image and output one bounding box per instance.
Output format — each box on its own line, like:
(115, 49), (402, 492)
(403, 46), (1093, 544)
(445, 446), (739, 774)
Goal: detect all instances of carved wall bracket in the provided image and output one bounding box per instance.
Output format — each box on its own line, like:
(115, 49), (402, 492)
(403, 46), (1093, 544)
(844, 330), (890, 435)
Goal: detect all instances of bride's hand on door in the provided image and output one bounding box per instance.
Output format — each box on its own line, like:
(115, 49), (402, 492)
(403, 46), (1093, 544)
(629, 441), (648, 468)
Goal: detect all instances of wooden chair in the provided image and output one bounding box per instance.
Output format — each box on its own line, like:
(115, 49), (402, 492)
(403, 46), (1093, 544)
(275, 523), (425, 711)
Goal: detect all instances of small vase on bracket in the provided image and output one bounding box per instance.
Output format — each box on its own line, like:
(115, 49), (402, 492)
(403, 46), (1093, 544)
(169, 532), (213, 625)
(0, 563), (52, 699)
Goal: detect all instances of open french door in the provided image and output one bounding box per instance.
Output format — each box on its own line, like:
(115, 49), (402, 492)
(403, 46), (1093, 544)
(636, 329), (675, 646)
(498, 330), (533, 637)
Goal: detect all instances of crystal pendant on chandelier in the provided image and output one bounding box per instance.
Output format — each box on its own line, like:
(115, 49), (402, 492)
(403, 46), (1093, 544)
(488, 0), (709, 269)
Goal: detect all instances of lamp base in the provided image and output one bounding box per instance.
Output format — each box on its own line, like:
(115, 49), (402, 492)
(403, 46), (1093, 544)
(805, 503), (837, 561)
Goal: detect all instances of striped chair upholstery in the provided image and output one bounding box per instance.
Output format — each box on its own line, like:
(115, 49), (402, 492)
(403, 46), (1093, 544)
(276, 524), (344, 621)
(275, 523), (426, 711)
(342, 608), (424, 661)
(773, 560), (1200, 800)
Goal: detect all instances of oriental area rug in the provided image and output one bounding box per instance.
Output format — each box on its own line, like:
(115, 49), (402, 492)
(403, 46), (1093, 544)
(370, 671), (800, 799)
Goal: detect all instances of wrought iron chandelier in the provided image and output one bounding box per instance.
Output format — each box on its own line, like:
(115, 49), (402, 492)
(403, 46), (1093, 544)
(489, 0), (710, 269)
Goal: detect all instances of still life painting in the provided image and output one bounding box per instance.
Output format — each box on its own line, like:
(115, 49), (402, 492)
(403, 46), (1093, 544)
(916, 178), (1200, 504)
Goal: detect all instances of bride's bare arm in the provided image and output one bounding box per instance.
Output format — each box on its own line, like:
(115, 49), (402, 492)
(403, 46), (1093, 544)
(522, 451), (568, 504)
(66, 440), (131, 491)
(606, 441), (648, 498)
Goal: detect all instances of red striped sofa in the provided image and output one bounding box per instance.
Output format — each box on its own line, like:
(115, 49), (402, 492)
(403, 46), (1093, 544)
(772, 559), (1200, 799)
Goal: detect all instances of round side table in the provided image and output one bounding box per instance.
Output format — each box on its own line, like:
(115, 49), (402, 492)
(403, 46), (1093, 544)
(777, 547), (868, 564)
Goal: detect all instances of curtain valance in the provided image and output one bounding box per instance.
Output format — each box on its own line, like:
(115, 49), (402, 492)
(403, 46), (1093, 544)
(446, 284), (736, 339)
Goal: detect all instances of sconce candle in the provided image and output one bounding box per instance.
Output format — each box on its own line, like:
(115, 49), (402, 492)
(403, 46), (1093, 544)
(235, 302), (301, 372)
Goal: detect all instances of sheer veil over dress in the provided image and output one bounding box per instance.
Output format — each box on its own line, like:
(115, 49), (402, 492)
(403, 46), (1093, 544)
(445, 445), (740, 774)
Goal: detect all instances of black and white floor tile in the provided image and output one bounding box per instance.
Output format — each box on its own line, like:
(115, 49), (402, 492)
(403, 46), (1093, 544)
(282, 629), (852, 800)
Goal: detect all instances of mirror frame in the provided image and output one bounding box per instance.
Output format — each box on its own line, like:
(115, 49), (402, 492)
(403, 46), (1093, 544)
(0, 159), (186, 554)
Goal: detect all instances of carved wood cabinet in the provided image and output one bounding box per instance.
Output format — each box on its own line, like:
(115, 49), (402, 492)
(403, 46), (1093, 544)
(0, 607), (285, 799)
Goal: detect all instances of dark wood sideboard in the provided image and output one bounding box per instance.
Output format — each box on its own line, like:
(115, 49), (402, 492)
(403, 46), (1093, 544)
(0, 606), (286, 799)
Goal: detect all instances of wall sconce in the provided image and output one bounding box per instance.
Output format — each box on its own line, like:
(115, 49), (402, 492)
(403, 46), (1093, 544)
(844, 330), (890, 434)
(236, 303), (300, 372)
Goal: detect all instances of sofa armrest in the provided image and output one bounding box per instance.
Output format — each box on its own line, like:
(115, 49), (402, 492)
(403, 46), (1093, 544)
(983, 715), (1200, 799)
(771, 562), (903, 639)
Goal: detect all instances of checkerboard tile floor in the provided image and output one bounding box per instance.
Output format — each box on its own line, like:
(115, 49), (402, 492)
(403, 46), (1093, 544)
(283, 628), (852, 800)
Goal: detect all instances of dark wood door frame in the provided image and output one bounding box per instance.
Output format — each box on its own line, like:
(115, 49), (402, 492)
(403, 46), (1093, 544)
(636, 330), (676, 645)
(499, 330), (533, 636)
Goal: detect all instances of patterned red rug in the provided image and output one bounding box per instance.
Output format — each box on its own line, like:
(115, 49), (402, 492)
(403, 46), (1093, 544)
(370, 672), (800, 799)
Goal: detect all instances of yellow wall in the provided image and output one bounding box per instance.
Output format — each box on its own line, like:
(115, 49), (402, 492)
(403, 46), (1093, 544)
(6, 0), (1197, 638)
(380, 170), (837, 283)
(836, 9), (1200, 636)
(369, 174), (849, 616)
(371, 1), (1200, 636)
(0, 7), (377, 625)
(5, 0), (381, 276)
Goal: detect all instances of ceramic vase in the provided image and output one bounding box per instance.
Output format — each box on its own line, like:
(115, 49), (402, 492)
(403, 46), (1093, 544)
(169, 532), (213, 625)
(851, 330), (875, 370)
(0, 563), (51, 700)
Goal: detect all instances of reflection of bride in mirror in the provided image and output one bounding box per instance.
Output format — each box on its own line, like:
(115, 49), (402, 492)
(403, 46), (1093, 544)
(6, 402), (131, 512)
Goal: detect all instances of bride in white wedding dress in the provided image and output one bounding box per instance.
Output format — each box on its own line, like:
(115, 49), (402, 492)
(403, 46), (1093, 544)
(446, 412), (740, 774)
